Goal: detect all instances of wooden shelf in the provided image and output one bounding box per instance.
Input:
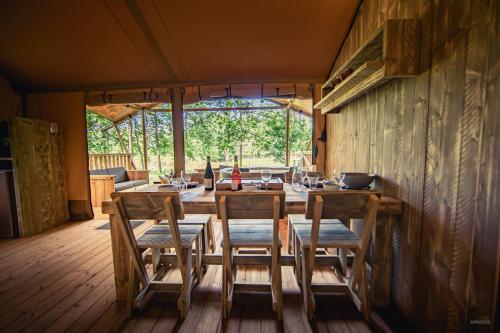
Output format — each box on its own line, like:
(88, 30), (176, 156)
(323, 28), (384, 90)
(0, 157), (12, 161)
(316, 61), (385, 111)
(316, 19), (422, 114)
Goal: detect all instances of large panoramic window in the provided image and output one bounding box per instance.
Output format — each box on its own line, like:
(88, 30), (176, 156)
(184, 99), (312, 170)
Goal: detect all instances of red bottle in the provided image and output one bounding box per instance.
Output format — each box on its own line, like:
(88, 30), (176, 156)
(231, 155), (241, 191)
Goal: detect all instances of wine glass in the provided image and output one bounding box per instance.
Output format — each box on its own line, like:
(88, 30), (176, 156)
(299, 167), (308, 190)
(181, 170), (192, 192)
(164, 168), (174, 183)
(261, 170), (271, 190)
(332, 169), (343, 186)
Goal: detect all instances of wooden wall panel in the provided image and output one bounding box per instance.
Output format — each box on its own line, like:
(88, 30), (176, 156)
(325, 0), (499, 331)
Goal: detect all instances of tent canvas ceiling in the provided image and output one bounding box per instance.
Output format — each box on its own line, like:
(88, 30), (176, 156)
(0, 0), (359, 91)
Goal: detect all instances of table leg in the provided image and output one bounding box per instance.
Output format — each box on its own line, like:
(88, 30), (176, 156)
(370, 214), (395, 306)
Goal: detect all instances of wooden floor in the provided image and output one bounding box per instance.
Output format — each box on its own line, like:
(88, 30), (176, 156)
(0, 213), (385, 333)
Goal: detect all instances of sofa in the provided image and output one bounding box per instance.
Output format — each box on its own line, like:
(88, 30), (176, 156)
(90, 167), (149, 207)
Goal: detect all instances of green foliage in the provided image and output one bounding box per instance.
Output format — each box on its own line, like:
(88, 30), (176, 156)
(86, 99), (311, 170)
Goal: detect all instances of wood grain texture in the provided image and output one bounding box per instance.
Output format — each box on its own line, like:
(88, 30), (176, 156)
(325, 0), (499, 331)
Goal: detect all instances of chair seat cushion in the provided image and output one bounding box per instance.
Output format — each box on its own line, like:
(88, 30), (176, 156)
(159, 214), (211, 225)
(115, 180), (147, 191)
(90, 169), (109, 176)
(108, 167), (128, 183)
(288, 214), (343, 225)
(293, 223), (360, 249)
(137, 224), (203, 248)
(221, 224), (282, 248)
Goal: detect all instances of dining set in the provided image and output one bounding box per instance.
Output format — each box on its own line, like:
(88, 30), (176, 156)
(102, 180), (403, 322)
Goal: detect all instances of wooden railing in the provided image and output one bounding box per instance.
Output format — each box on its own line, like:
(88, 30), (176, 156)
(89, 153), (134, 170)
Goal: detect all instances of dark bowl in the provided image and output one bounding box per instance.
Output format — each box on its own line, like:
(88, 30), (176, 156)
(341, 173), (376, 189)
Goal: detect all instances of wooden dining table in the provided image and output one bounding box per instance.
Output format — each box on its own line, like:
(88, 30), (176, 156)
(101, 183), (402, 307)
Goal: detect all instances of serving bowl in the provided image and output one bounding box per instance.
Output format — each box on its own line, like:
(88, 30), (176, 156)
(341, 173), (376, 189)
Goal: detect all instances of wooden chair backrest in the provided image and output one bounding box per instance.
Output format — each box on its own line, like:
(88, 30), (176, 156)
(214, 191), (285, 220)
(110, 191), (185, 286)
(215, 191), (285, 249)
(305, 190), (381, 220)
(111, 191), (184, 220)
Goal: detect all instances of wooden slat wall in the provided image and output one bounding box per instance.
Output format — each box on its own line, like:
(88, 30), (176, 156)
(325, 0), (499, 331)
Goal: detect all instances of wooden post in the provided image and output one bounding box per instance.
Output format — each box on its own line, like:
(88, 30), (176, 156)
(104, 129), (109, 153)
(141, 110), (148, 171)
(239, 109), (243, 166)
(285, 108), (290, 166)
(129, 117), (135, 168)
(114, 123), (137, 170)
(153, 113), (162, 172)
(312, 84), (326, 172)
(171, 87), (185, 175)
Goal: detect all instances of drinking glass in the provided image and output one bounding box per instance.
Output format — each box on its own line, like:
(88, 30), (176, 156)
(261, 170), (271, 190)
(299, 167), (308, 190)
(181, 170), (192, 191)
(307, 175), (319, 190)
(164, 168), (174, 183)
(171, 177), (182, 191)
(332, 169), (343, 186)
(291, 167), (302, 191)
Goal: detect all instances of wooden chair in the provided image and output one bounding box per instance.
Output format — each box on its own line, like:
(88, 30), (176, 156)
(157, 214), (216, 255)
(292, 190), (380, 320)
(111, 191), (204, 319)
(215, 191), (285, 319)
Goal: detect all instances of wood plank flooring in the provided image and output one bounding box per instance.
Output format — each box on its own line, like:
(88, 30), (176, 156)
(0, 215), (379, 333)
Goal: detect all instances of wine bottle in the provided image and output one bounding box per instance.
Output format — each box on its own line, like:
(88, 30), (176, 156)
(231, 155), (241, 191)
(204, 155), (214, 191)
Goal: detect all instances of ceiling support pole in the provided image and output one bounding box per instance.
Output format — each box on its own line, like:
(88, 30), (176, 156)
(128, 118), (135, 168)
(141, 110), (148, 171)
(171, 87), (185, 175)
(285, 108), (290, 167)
(312, 84), (326, 173)
(114, 123), (137, 170)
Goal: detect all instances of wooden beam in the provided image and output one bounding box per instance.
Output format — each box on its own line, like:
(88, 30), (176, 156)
(139, 106), (288, 112)
(312, 84), (326, 172)
(171, 87), (185, 174)
(141, 110), (148, 170)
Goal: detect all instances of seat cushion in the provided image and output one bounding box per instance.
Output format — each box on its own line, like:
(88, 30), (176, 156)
(130, 179), (148, 187)
(294, 223), (360, 249)
(114, 181), (136, 191)
(108, 167), (128, 183)
(90, 169), (109, 176)
(222, 224), (282, 248)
